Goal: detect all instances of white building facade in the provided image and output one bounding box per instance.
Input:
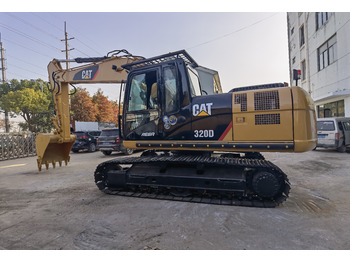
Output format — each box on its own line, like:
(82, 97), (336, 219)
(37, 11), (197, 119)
(287, 12), (350, 118)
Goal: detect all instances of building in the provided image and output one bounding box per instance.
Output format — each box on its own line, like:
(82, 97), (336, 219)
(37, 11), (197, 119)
(287, 12), (350, 118)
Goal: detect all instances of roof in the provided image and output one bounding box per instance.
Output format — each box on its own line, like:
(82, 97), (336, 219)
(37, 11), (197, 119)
(122, 50), (198, 71)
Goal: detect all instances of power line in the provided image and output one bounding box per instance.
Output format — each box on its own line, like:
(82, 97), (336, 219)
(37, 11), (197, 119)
(1, 37), (53, 59)
(6, 71), (31, 80)
(73, 48), (91, 57)
(66, 31), (104, 57)
(31, 13), (64, 33)
(51, 13), (104, 56)
(0, 22), (61, 51)
(73, 38), (101, 57)
(7, 62), (46, 78)
(187, 13), (278, 50)
(5, 13), (61, 41)
(7, 54), (44, 70)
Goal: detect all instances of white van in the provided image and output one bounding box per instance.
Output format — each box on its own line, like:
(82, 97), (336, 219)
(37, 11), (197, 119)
(316, 117), (350, 152)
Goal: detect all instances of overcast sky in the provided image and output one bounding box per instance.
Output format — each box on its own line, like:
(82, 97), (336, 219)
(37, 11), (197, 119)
(1, 1), (333, 101)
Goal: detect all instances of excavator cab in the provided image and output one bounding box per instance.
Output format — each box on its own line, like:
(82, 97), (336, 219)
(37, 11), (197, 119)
(121, 51), (211, 142)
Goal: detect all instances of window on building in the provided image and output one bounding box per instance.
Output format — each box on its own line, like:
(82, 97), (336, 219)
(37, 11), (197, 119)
(317, 100), (344, 118)
(291, 27), (294, 35)
(316, 12), (332, 30)
(318, 34), (337, 71)
(292, 57), (296, 64)
(301, 60), (306, 81)
(299, 24), (305, 47)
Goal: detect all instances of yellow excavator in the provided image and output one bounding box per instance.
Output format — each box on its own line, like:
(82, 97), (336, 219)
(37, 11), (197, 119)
(36, 49), (317, 207)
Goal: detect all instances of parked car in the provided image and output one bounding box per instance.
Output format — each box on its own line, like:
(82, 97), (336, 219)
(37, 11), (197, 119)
(316, 117), (350, 152)
(71, 130), (101, 153)
(97, 128), (133, 155)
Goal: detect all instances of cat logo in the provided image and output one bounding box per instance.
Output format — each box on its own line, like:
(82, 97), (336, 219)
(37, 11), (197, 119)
(193, 103), (213, 117)
(73, 65), (99, 81)
(82, 70), (93, 79)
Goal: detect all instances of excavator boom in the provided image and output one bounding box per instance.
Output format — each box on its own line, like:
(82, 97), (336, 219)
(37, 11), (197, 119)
(36, 50), (143, 171)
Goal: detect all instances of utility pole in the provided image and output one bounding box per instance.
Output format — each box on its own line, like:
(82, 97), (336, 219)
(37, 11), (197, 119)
(61, 22), (74, 69)
(0, 33), (9, 133)
(61, 22), (74, 131)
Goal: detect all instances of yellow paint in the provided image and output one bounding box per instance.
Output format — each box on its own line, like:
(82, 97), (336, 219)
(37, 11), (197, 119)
(197, 110), (209, 116)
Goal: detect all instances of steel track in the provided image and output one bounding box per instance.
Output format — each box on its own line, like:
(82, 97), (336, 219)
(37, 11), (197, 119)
(94, 154), (291, 208)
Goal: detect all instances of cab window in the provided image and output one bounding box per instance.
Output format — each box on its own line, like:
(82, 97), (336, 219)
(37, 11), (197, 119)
(127, 70), (158, 112)
(125, 70), (159, 134)
(164, 67), (179, 113)
(187, 67), (201, 97)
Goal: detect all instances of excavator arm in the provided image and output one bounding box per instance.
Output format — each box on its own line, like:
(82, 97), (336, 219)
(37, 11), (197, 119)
(36, 50), (143, 171)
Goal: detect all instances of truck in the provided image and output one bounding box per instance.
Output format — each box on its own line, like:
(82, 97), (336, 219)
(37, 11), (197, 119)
(36, 49), (317, 207)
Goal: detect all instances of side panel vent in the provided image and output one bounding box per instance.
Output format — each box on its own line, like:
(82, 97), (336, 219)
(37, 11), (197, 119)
(234, 93), (247, 112)
(254, 90), (280, 111)
(255, 113), (281, 125)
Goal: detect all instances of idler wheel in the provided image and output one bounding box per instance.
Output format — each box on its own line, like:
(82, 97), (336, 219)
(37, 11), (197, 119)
(95, 163), (123, 190)
(252, 171), (283, 198)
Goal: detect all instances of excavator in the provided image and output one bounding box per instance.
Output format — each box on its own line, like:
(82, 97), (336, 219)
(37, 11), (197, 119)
(36, 49), (317, 207)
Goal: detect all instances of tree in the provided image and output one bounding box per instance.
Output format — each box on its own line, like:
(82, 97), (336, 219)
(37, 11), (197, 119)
(0, 79), (23, 132)
(70, 87), (96, 122)
(0, 79), (54, 132)
(0, 117), (13, 130)
(92, 89), (115, 123)
(111, 101), (120, 126)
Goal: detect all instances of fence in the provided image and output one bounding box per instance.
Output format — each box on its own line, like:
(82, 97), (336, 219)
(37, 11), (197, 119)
(0, 133), (36, 161)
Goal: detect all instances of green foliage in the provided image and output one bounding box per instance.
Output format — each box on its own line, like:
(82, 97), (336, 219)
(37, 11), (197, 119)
(0, 79), (54, 132)
(1, 79), (120, 132)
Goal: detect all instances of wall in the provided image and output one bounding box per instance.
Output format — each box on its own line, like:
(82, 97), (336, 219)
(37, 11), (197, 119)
(287, 12), (350, 117)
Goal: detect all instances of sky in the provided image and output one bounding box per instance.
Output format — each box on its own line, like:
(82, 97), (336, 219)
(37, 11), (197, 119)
(0, 1), (329, 101)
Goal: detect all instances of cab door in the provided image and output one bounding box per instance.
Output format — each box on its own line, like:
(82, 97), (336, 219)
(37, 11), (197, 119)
(160, 63), (192, 140)
(123, 68), (162, 140)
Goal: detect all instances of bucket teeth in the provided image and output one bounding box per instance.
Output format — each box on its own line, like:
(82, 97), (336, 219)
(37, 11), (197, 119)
(37, 159), (70, 171)
(36, 133), (75, 171)
(38, 158), (70, 171)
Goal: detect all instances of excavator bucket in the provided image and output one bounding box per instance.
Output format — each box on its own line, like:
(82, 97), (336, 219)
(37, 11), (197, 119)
(36, 133), (76, 171)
